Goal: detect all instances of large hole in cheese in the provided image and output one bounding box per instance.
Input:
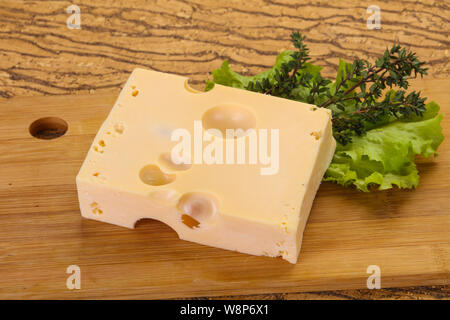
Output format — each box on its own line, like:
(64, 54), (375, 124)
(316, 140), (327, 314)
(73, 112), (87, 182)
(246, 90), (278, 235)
(139, 164), (175, 186)
(202, 104), (256, 138)
(177, 192), (218, 228)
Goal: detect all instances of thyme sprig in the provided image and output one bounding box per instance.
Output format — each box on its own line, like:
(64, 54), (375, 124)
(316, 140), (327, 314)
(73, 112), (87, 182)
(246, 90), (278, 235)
(245, 32), (429, 145)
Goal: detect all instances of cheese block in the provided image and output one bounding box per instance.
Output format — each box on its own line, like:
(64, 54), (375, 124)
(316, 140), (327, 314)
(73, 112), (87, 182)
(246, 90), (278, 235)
(76, 68), (336, 263)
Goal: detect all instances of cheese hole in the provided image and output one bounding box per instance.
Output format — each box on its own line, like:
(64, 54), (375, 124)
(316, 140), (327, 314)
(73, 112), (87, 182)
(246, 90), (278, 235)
(184, 79), (202, 93)
(92, 172), (106, 182)
(114, 123), (125, 134)
(29, 117), (68, 140)
(93, 146), (104, 154)
(181, 214), (200, 229)
(90, 202), (103, 215)
(310, 131), (321, 140)
(178, 192), (218, 227)
(139, 165), (175, 186)
(202, 104), (256, 138)
(159, 152), (192, 171)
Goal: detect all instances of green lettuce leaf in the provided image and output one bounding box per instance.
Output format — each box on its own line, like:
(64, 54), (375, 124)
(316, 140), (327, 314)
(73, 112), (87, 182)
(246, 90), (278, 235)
(206, 51), (292, 91)
(324, 102), (444, 191)
(206, 51), (321, 91)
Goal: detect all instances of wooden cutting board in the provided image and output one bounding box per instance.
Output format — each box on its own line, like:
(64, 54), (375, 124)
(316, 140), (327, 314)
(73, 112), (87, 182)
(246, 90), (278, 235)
(0, 79), (449, 299)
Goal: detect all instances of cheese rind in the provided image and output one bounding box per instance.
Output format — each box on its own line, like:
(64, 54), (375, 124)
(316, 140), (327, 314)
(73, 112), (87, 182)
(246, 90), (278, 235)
(76, 68), (336, 263)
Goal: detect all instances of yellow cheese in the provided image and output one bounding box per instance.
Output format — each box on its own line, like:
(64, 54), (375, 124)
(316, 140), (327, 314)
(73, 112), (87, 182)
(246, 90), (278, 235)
(76, 68), (336, 263)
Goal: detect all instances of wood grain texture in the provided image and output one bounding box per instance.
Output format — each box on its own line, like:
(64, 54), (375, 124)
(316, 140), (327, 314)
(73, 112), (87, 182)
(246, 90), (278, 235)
(0, 0), (449, 300)
(0, 0), (448, 99)
(0, 79), (449, 299)
(209, 285), (450, 300)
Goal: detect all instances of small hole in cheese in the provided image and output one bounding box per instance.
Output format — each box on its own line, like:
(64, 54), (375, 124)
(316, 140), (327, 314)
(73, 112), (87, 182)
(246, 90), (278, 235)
(114, 123), (125, 134)
(90, 202), (103, 215)
(181, 214), (201, 229)
(184, 79), (201, 93)
(310, 131), (321, 140)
